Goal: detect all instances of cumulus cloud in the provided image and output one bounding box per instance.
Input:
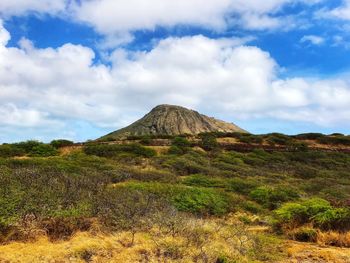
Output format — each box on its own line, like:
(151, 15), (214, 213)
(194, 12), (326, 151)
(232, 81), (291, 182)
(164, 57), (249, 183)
(1, 20), (350, 140)
(0, 0), (67, 17)
(69, 0), (321, 43)
(0, 0), (326, 48)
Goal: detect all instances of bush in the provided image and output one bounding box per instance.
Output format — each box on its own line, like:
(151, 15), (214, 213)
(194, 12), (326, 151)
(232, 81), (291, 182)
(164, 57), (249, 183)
(226, 178), (259, 195)
(169, 137), (191, 155)
(50, 139), (74, 149)
(241, 201), (264, 214)
(0, 144), (25, 158)
(274, 198), (350, 231)
(239, 134), (263, 144)
(200, 134), (219, 151)
(274, 198), (331, 226)
(0, 141), (46, 157)
(172, 187), (230, 215)
(168, 146), (186, 155)
(118, 182), (234, 216)
(83, 143), (156, 158)
(29, 144), (58, 157)
(313, 207), (350, 230)
(172, 137), (191, 148)
(266, 133), (292, 145)
(290, 227), (318, 242)
(250, 186), (299, 209)
(317, 135), (350, 146)
(164, 152), (210, 175)
(182, 174), (223, 188)
(287, 141), (309, 152)
(139, 136), (152, 145)
(13, 140), (43, 153)
(118, 168), (177, 183)
(293, 133), (324, 140)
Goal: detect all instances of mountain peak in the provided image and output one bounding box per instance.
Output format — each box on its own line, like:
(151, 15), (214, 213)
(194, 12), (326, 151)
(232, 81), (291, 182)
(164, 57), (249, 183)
(101, 104), (247, 139)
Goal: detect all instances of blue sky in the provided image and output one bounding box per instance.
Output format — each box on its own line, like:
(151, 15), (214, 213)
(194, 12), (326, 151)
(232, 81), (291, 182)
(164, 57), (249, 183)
(1, 0), (350, 142)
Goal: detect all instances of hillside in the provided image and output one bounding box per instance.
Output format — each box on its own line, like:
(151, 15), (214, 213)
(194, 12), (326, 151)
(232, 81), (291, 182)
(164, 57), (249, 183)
(1, 133), (350, 262)
(100, 104), (247, 140)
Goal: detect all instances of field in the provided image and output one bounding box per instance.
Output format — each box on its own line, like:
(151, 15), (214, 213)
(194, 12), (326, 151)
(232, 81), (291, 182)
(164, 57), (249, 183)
(0, 133), (350, 262)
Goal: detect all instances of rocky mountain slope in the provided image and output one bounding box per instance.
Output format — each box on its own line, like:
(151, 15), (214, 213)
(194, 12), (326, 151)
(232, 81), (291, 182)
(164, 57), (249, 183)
(101, 104), (247, 139)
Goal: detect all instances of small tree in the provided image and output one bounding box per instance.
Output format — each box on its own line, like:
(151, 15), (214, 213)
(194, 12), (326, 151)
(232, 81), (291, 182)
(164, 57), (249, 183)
(200, 134), (219, 151)
(97, 188), (159, 246)
(50, 139), (74, 149)
(29, 144), (58, 157)
(168, 137), (191, 155)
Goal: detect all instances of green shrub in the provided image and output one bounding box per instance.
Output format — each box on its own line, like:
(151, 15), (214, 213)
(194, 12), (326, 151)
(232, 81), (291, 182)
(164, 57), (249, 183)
(274, 202), (308, 226)
(182, 174), (223, 188)
(241, 200), (264, 214)
(200, 134), (219, 151)
(291, 227), (318, 242)
(313, 207), (350, 230)
(250, 186), (299, 209)
(50, 139), (74, 149)
(84, 143), (156, 158)
(164, 152), (210, 175)
(172, 187), (230, 215)
(169, 137), (191, 155)
(0, 144), (25, 158)
(118, 182), (234, 216)
(119, 168), (177, 183)
(168, 146), (186, 155)
(275, 198), (331, 225)
(266, 133), (292, 145)
(29, 144), (58, 157)
(274, 198), (350, 231)
(287, 141), (309, 152)
(317, 135), (350, 146)
(13, 140), (43, 153)
(171, 137), (191, 148)
(239, 134), (263, 144)
(226, 178), (259, 195)
(293, 133), (324, 140)
(139, 136), (152, 145)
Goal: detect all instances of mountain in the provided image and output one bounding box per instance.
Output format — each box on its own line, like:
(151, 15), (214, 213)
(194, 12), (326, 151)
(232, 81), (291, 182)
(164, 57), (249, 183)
(101, 104), (247, 140)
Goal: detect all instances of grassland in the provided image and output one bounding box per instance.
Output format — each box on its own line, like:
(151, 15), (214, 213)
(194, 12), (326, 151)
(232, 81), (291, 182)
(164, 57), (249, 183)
(0, 133), (350, 262)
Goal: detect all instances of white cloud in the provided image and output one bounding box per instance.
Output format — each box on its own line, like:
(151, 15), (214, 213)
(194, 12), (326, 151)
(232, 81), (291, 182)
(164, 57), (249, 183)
(0, 20), (10, 45)
(0, 0), (325, 48)
(1, 20), (350, 140)
(324, 0), (350, 20)
(300, 35), (325, 45)
(69, 0), (321, 44)
(0, 0), (67, 17)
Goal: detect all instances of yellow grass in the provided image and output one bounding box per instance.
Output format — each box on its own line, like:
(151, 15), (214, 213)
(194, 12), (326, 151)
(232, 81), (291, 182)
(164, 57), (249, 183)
(59, 146), (83, 156)
(317, 231), (350, 248)
(0, 232), (155, 263)
(217, 137), (239, 144)
(145, 145), (170, 155)
(285, 240), (350, 263)
(0, 217), (264, 263)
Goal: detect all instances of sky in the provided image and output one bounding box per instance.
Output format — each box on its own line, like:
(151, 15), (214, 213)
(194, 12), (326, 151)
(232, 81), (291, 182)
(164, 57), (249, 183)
(1, 0), (350, 143)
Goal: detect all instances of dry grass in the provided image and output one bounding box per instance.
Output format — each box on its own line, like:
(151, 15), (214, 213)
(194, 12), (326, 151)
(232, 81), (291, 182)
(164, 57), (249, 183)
(217, 137), (239, 144)
(285, 240), (350, 263)
(145, 146), (170, 155)
(0, 216), (282, 263)
(317, 231), (350, 248)
(59, 146), (83, 156)
(0, 232), (155, 263)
